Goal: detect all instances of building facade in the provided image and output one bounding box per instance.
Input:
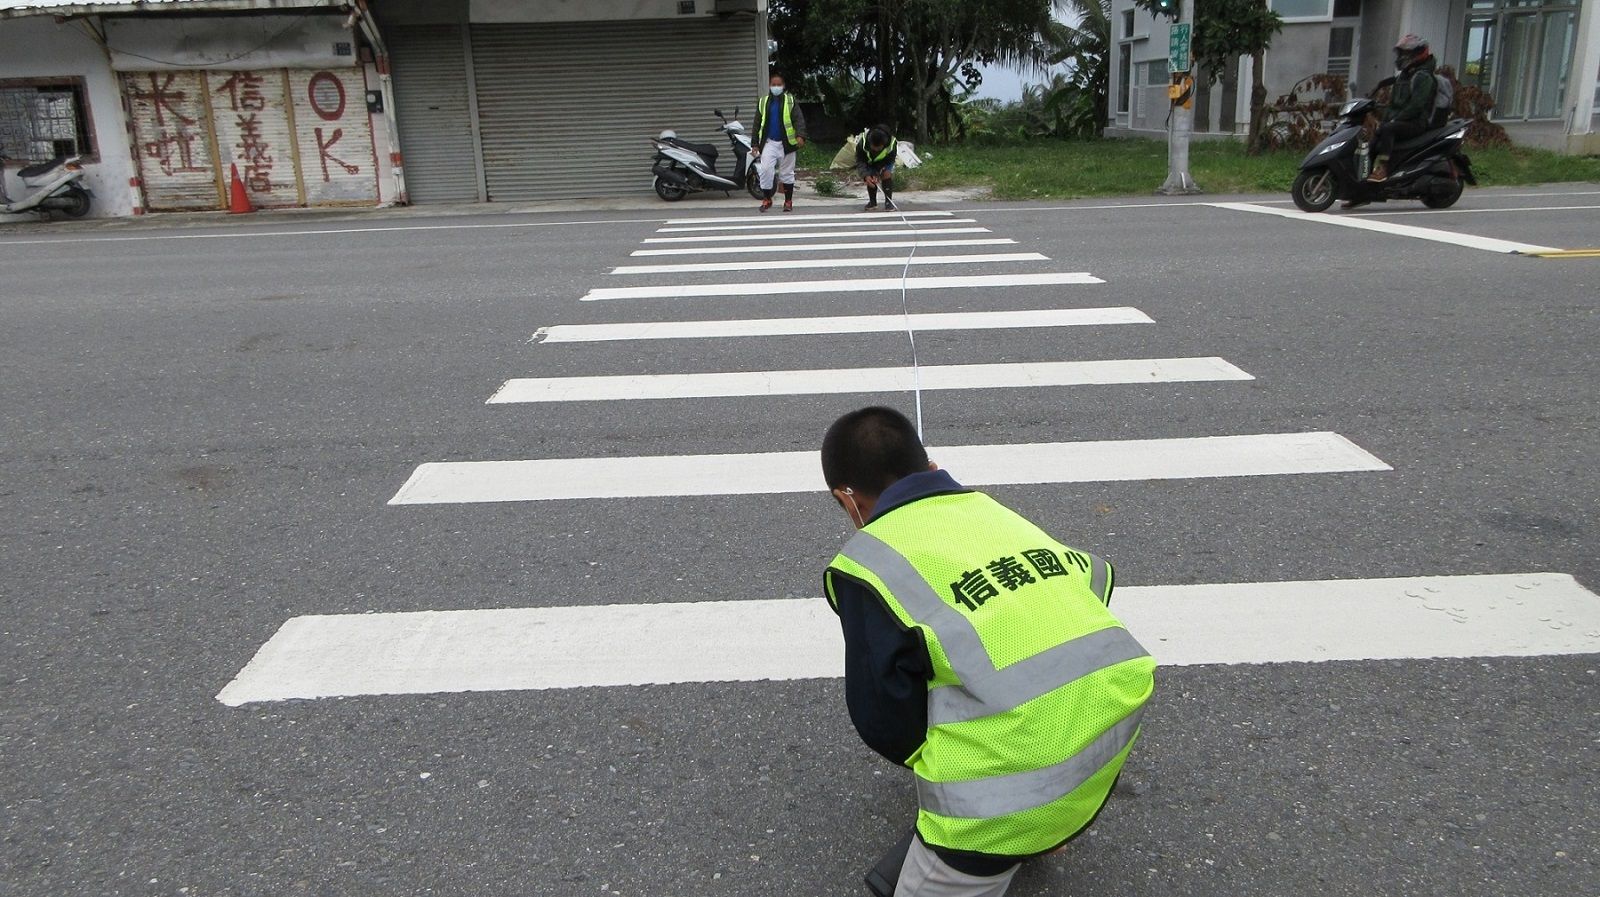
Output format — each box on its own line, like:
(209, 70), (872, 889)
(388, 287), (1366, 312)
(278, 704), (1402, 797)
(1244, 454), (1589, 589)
(1107, 0), (1600, 154)
(0, 0), (769, 217)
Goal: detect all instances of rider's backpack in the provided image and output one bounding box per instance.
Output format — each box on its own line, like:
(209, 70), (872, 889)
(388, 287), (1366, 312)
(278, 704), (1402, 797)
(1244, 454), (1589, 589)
(1433, 73), (1455, 126)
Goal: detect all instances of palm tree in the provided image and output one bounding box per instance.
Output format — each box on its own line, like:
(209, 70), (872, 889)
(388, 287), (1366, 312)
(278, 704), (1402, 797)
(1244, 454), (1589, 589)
(1041, 0), (1111, 137)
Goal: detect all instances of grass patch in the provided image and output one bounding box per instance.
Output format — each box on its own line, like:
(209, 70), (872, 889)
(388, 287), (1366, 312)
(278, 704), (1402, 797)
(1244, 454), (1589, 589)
(802, 138), (1599, 200)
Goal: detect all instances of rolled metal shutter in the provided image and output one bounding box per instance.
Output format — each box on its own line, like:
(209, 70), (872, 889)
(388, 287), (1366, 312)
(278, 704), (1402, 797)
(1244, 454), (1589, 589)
(388, 25), (480, 203)
(471, 18), (757, 201)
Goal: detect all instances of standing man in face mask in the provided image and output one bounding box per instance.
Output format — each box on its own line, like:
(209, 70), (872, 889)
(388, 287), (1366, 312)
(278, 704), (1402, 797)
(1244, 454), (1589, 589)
(755, 72), (807, 212)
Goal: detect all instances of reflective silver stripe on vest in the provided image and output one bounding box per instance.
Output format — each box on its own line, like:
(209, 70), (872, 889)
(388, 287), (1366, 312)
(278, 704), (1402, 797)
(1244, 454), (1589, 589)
(927, 626), (1148, 726)
(840, 530), (991, 673)
(916, 708), (1145, 820)
(1089, 554), (1110, 604)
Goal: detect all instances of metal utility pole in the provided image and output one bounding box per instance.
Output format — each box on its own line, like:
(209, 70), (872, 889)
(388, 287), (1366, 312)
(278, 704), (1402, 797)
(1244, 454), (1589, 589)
(1159, 1), (1201, 195)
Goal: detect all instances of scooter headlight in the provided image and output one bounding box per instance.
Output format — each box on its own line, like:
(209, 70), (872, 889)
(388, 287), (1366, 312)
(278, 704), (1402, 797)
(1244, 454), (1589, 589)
(1317, 138), (1349, 155)
(1446, 127), (1468, 141)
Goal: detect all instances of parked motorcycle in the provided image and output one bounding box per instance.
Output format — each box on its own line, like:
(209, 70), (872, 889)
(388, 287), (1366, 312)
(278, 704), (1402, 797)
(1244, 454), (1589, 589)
(0, 154), (92, 218)
(651, 108), (762, 202)
(1291, 98), (1475, 213)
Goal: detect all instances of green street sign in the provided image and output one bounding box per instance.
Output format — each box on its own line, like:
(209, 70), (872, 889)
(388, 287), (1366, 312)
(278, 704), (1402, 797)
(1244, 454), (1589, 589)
(1169, 23), (1192, 72)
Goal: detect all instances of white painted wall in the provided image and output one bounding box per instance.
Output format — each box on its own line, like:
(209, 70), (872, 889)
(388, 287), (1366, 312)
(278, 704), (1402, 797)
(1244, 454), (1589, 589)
(0, 16), (135, 218)
(1568, 0), (1600, 141)
(103, 14), (358, 71)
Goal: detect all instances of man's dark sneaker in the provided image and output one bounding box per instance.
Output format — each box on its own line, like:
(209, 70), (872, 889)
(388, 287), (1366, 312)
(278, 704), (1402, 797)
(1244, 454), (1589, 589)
(1340, 199), (1370, 210)
(883, 199), (898, 212)
(864, 201), (879, 211)
(759, 197), (772, 212)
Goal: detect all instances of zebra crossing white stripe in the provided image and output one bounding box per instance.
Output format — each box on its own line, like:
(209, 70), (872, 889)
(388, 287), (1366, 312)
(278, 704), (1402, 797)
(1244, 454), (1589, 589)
(1211, 202), (1561, 255)
(665, 210), (954, 225)
(387, 432), (1390, 505)
(657, 217), (977, 233)
(643, 227), (990, 244)
(534, 307), (1154, 344)
(489, 357), (1252, 403)
(631, 238), (1017, 257)
(216, 573), (1600, 705)
(610, 252), (1048, 275)
(581, 272), (1102, 301)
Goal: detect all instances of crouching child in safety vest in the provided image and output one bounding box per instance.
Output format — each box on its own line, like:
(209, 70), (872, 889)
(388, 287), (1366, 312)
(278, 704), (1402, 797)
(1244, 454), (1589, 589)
(820, 406), (1156, 897)
(856, 126), (899, 211)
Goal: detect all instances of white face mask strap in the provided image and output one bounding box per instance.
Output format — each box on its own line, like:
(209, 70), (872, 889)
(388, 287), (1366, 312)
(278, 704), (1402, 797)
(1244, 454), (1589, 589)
(842, 488), (864, 528)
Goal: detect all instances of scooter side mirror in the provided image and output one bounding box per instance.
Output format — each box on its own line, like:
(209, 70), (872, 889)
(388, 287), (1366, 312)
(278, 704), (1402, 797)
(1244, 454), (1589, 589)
(714, 109), (725, 121)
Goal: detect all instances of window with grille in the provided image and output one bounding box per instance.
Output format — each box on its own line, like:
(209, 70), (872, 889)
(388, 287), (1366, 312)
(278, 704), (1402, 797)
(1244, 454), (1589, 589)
(1327, 27), (1356, 77)
(0, 80), (95, 163)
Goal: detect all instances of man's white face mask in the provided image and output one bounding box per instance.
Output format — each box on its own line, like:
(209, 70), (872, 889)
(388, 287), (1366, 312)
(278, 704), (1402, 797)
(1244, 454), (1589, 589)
(770, 85), (784, 96)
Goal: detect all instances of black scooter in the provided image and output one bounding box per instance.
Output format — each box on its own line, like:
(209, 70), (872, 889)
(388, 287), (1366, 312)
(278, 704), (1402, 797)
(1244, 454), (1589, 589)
(1291, 98), (1475, 213)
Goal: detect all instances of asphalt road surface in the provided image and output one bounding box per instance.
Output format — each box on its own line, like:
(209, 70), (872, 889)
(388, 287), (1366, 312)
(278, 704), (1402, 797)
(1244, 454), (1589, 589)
(3, 185), (1597, 897)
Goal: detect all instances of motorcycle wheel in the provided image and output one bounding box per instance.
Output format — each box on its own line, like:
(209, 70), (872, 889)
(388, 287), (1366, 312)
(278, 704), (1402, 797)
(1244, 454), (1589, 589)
(57, 185), (91, 219)
(745, 167), (763, 200)
(1291, 168), (1337, 213)
(1421, 176), (1464, 209)
(653, 176), (688, 202)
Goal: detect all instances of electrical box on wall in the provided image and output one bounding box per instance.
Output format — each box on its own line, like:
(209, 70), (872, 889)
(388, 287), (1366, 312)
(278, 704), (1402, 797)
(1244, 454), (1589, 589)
(365, 90), (383, 114)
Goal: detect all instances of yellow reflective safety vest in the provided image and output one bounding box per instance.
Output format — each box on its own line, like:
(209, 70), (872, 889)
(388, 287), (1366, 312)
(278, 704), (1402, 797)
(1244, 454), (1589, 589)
(825, 491), (1155, 857)
(757, 92), (798, 146)
(859, 129), (897, 164)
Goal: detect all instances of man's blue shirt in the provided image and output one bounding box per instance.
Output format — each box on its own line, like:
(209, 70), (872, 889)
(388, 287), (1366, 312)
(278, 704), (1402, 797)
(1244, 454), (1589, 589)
(765, 95), (786, 141)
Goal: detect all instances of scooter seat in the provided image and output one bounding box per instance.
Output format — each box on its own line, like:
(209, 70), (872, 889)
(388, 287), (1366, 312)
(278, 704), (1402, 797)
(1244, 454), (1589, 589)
(17, 157), (65, 178)
(1392, 121), (1464, 159)
(666, 137), (718, 159)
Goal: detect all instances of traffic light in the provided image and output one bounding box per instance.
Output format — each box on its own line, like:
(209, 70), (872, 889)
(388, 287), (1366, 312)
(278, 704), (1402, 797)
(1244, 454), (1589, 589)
(1154, 0), (1180, 18)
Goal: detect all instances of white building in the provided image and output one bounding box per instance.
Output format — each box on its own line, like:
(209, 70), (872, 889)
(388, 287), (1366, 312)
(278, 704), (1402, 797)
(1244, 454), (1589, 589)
(1107, 0), (1600, 154)
(0, 0), (769, 217)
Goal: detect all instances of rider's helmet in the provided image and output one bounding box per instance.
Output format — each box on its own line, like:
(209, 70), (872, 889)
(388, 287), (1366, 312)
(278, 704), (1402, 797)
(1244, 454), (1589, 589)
(1394, 34), (1429, 70)
(656, 130), (677, 141)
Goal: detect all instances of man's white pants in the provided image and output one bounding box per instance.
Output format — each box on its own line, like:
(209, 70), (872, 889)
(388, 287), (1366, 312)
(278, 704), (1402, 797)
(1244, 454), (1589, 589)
(756, 141), (796, 191)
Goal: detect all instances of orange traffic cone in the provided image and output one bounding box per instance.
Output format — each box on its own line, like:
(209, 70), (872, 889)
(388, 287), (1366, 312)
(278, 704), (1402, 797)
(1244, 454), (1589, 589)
(228, 163), (253, 214)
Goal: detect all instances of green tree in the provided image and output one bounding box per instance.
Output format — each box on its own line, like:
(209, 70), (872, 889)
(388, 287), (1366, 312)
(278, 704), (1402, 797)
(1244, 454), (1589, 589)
(770, 0), (1062, 143)
(1040, 0), (1112, 138)
(1136, 0), (1282, 153)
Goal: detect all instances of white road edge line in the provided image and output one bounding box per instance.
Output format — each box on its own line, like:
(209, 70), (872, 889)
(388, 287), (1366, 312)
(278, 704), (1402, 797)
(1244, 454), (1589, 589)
(664, 210), (953, 224)
(215, 573), (1600, 705)
(581, 272), (1102, 301)
(609, 252), (1048, 275)
(0, 215), (678, 246)
(656, 217), (978, 233)
(488, 357), (1253, 403)
(630, 238), (1017, 257)
(1210, 201), (1561, 254)
(1352, 204), (1600, 217)
(387, 432), (1390, 505)
(641, 227), (990, 243)
(533, 307), (1154, 343)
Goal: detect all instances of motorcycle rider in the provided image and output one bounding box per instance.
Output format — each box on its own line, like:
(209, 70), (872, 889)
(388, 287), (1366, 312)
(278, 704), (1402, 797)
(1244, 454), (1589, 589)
(754, 72), (807, 212)
(1367, 35), (1437, 183)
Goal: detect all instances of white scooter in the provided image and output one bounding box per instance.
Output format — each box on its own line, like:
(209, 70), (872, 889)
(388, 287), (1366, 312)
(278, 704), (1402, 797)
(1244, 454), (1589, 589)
(1, 155), (92, 218)
(650, 108), (763, 202)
